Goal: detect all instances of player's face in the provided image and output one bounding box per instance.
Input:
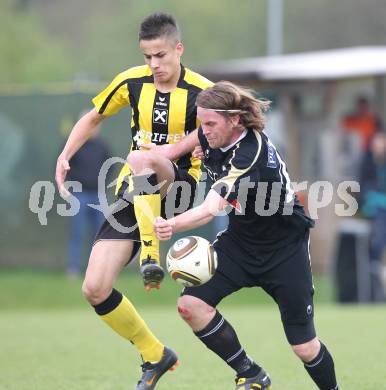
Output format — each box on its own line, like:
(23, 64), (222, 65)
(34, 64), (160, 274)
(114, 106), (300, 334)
(197, 108), (236, 149)
(140, 37), (183, 84)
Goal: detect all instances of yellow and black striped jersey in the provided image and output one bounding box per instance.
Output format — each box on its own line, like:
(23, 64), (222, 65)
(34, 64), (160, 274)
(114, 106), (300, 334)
(92, 64), (213, 191)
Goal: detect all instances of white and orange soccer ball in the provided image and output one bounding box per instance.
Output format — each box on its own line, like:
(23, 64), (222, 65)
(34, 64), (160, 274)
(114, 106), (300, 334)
(166, 236), (218, 287)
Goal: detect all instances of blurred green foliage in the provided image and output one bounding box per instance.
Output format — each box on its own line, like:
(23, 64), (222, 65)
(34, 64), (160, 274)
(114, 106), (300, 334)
(3, 0), (385, 85)
(0, 0), (74, 84)
(0, 0), (267, 84)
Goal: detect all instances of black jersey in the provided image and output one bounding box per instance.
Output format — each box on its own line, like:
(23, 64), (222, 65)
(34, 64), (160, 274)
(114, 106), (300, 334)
(198, 127), (314, 256)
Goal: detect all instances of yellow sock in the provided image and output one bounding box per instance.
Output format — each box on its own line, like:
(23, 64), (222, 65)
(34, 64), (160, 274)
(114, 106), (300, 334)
(134, 193), (161, 264)
(99, 293), (164, 362)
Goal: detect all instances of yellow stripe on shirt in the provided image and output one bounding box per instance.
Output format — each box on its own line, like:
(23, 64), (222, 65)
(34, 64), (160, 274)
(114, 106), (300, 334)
(168, 88), (188, 144)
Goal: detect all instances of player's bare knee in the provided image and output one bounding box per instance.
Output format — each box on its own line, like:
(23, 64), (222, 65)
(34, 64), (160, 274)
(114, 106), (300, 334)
(126, 150), (141, 166)
(177, 296), (194, 321)
(127, 150), (157, 172)
(82, 279), (110, 305)
(177, 295), (213, 322)
(291, 338), (320, 362)
(81, 279), (96, 303)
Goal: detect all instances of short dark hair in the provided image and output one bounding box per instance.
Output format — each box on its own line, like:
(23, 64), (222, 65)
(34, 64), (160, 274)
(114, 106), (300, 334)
(139, 13), (181, 43)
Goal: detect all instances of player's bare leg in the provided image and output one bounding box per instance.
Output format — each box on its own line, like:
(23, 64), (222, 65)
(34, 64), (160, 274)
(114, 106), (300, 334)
(82, 240), (176, 387)
(82, 240), (130, 305)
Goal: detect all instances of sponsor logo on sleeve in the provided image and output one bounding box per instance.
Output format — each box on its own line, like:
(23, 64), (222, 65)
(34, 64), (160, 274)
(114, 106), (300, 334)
(267, 145), (277, 168)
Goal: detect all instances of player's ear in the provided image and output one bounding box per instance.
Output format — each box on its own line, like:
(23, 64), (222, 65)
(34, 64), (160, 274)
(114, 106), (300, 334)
(176, 42), (184, 57)
(230, 114), (240, 127)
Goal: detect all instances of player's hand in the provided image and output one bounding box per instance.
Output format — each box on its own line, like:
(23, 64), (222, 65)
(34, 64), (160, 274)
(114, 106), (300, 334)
(154, 216), (173, 241)
(141, 143), (173, 159)
(192, 145), (204, 160)
(139, 142), (155, 151)
(55, 156), (71, 198)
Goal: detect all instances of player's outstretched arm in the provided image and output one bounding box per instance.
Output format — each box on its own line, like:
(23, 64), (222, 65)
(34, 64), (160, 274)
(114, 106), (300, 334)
(154, 189), (227, 240)
(140, 128), (200, 161)
(55, 109), (105, 197)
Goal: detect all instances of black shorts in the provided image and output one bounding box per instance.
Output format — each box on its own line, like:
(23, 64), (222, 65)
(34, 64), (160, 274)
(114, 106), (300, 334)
(182, 230), (316, 345)
(94, 164), (197, 263)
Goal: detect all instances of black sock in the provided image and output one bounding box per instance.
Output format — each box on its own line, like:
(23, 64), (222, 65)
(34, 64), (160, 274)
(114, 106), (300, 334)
(93, 288), (122, 315)
(194, 311), (261, 377)
(304, 342), (338, 390)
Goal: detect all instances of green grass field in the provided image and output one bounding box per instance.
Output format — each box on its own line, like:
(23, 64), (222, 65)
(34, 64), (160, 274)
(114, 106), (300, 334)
(1, 269), (385, 389)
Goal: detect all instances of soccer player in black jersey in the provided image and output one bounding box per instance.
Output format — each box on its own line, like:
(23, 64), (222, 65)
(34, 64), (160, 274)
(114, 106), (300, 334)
(55, 13), (211, 390)
(154, 81), (339, 390)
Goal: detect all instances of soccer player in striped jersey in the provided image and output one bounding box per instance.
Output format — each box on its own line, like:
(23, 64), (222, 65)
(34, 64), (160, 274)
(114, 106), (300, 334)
(55, 13), (211, 390)
(154, 81), (339, 390)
